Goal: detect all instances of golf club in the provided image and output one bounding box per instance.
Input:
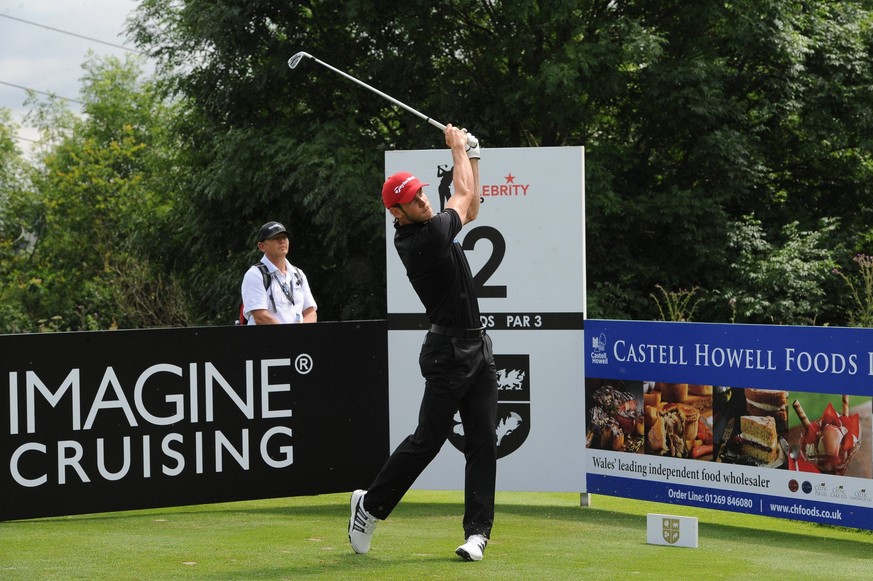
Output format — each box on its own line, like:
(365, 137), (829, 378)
(288, 51), (478, 148)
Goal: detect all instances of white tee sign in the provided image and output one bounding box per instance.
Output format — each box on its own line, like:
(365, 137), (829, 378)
(385, 146), (586, 492)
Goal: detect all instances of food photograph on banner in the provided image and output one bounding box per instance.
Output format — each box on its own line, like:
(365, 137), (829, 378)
(585, 380), (714, 461)
(586, 380), (872, 478)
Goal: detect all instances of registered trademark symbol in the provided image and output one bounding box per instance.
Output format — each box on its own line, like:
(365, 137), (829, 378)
(295, 353), (313, 374)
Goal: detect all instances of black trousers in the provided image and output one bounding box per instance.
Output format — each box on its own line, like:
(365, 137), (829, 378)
(364, 331), (498, 538)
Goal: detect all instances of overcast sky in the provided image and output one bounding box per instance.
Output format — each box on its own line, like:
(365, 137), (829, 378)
(0, 0), (147, 147)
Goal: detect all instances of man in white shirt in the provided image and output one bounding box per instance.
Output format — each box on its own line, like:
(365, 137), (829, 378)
(241, 221), (317, 324)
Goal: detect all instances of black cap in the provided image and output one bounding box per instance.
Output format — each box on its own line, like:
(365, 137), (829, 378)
(258, 221), (288, 242)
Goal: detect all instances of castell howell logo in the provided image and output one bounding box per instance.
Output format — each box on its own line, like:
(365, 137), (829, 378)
(590, 332), (608, 365)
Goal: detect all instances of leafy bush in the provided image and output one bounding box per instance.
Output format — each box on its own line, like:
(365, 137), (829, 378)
(722, 216), (839, 325)
(833, 254), (873, 327)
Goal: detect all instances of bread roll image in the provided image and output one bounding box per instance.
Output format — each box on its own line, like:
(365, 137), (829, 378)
(660, 383), (689, 403)
(643, 392), (661, 408)
(688, 384), (713, 396)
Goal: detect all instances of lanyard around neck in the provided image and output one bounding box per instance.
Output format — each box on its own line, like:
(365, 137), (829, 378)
(273, 271), (295, 306)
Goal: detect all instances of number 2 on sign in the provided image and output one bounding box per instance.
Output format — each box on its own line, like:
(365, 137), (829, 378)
(462, 226), (507, 299)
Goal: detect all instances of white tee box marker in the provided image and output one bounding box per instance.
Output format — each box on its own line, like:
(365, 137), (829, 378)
(646, 514), (699, 548)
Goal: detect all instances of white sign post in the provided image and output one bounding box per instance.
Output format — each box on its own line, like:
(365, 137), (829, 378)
(385, 147), (586, 492)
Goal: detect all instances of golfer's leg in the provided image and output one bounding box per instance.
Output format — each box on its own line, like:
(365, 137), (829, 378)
(458, 362), (498, 537)
(364, 377), (460, 519)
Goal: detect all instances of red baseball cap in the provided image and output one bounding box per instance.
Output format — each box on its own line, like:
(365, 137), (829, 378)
(381, 172), (429, 209)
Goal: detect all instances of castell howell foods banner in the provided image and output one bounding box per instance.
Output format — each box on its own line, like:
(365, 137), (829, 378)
(585, 319), (873, 531)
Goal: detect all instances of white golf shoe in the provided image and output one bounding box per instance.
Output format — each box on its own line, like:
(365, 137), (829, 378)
(348, 489), (378, 554)
(455, 534), (488, 561)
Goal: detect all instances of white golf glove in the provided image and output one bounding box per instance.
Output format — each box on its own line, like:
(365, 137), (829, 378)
(466, 134), (481, 160)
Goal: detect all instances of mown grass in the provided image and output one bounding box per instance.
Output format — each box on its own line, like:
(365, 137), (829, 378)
(1, 491), (872, 580)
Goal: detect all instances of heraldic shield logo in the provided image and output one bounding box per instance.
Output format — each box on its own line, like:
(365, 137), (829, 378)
(662, 518), (681, 544)
(448, 354), (531, 459)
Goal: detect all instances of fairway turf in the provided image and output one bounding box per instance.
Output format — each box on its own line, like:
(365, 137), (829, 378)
(1, 491), (872, 580)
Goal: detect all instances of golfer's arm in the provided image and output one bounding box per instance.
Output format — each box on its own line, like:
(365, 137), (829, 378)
(447, 147), (477, 224)
(466, 158), (480, 223)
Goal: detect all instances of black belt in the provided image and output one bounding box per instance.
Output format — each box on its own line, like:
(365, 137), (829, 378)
(429, 324), (486, 339)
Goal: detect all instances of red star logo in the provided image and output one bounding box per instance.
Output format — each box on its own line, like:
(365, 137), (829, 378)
(505, 173), (516, 183)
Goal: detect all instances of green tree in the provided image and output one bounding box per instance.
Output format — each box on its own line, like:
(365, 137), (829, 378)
(130, 0), (397, 324)
(722, 216), (839, 325)
(0, 109), (40, 332)
(833, 254), (873, 327)
(0, 54), (188, 332)
(0, 109), (23, 196)
(592, 1), (872, 322)
(128, 0), (657, 323)
(125, 0), (873, 326)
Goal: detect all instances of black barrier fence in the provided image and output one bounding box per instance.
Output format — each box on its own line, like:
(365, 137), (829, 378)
(0, 321), (389, 521)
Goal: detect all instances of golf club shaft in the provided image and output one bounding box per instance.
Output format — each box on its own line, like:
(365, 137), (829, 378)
(289, 52), (478, 147)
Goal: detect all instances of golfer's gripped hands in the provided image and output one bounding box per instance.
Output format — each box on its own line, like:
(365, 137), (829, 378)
(444, 124), (469, 150)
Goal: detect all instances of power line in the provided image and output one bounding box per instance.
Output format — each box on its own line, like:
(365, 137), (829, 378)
(0, 80), (84, 104)
(0, 12), (144, 55)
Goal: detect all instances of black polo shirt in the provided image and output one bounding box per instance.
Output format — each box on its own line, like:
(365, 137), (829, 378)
(393, 208), (480, 328)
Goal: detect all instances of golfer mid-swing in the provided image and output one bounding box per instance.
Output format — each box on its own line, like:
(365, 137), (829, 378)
(348, 125), (498, 562)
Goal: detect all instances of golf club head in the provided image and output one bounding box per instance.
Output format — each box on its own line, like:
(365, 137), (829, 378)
(287, 51), (311, 70)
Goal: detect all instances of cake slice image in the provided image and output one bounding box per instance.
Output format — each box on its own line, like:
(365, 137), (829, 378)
(738, 415), (779, 464)
(744, 388), (788, 424)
